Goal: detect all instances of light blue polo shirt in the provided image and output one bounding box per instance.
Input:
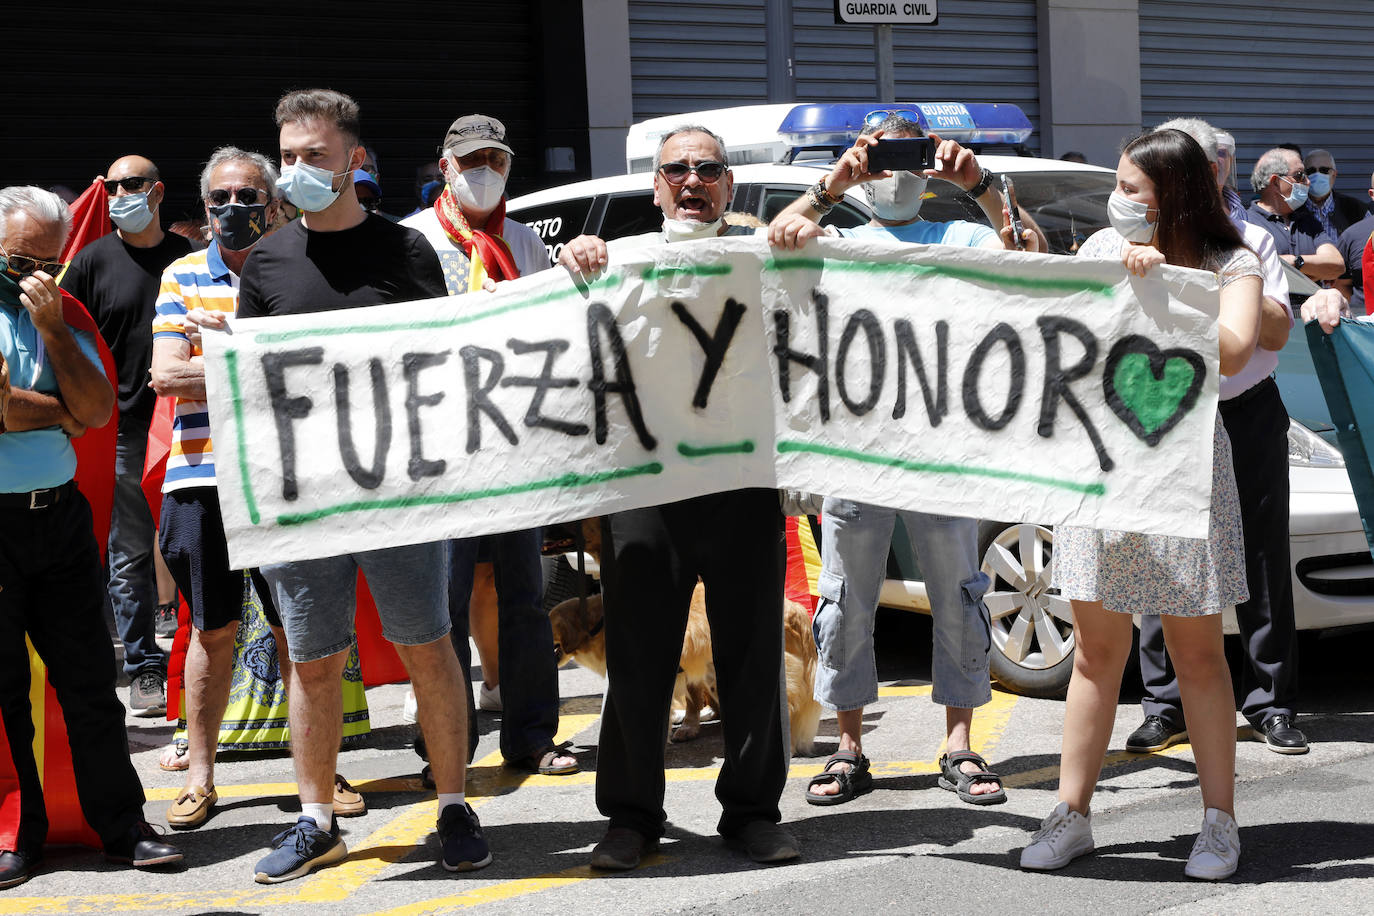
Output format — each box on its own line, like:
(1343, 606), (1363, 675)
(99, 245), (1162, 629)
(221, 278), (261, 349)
(0, 299), (104, 492)
(837, 219), (996, 248)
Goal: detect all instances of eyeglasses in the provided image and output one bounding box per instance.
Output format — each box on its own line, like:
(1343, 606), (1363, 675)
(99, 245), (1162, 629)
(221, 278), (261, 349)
(102, 176), (157, 195)
(657, 161), (728, 185)
(1305, 165), (1334, 176)
(457, 149), (509, 171)
(864, 109), (920, 129)
(1284, 172), (1309, 184)
(0, 243), (63, 279)
(207, 187), (269, 207)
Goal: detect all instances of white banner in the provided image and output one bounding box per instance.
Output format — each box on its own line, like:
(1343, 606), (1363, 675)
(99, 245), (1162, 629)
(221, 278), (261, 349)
(204, 237), (1221, 569)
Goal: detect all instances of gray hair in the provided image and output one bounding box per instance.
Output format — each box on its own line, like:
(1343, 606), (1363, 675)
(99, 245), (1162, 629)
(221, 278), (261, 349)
(199, 146), (280, 202)
(0, 186), (72, 247)
(861, 114), (924, 138)
(1304, 148), (1336, 170)
(1251, 148), (1295, 193)
(655, 125), (730, 168)
(1155, 118), (1217, 162)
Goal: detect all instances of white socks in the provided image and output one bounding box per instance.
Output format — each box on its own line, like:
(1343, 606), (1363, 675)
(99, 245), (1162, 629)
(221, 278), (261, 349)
(302, 802), (333, 831)
(438, 792), (466, 814)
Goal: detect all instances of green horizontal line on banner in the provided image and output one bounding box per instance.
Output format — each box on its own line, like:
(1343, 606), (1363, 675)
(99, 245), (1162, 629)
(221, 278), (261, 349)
(777, 440), (1106, 496)
(641, 263), (733, 281)
(250, 273), (625, 344)
(762, 257), (1115, 298)
(275, 461), (664, 526)
(677, 439), (756, 457)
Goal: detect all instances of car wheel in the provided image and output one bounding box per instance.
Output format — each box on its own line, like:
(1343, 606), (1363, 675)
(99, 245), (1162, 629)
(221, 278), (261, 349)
(978, 522), (1075, 699)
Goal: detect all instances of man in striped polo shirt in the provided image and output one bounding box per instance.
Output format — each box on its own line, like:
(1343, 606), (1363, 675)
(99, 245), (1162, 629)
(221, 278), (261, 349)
(149, 147), (364, 830)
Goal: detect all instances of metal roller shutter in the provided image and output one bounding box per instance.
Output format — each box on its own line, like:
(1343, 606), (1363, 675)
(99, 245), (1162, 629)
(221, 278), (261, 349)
(793, 0), (1042, 154)
(1140, 0), (1374, 200)
(8, 1), (543, 223)
(629, 1), (770, 120)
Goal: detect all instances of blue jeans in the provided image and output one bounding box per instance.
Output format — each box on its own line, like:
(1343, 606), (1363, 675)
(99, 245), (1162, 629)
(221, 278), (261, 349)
(448, 530), (559, 763)
(108, 417), (164, 679)
(814, 498), (992, 710)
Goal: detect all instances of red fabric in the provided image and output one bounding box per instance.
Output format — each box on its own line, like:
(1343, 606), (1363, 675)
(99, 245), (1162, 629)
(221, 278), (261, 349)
(355, 574), (409, 686)
(784, 516), (819, 618)
(433, 189), (519, 283)
(1363, 234), (1373, 316)
(0, 291), (117, 851)
(142, 395), (175, 526)
(59, 179), (110, 264)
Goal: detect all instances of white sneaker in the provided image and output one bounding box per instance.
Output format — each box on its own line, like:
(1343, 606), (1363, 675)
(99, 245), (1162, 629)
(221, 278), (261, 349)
(1184, 808), (1240, 880)
(478, 682), (502, 712)
(401, 688), (418, 725)
(1020, 801), (1095, 870)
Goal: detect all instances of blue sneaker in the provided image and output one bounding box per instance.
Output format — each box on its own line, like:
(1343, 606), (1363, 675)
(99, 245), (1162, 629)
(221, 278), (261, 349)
(437, 803), (492, 872)
(253, 816), (347, 884)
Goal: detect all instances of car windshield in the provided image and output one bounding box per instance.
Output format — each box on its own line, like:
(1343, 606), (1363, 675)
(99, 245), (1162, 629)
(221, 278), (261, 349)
(918, 170), (1114, 255)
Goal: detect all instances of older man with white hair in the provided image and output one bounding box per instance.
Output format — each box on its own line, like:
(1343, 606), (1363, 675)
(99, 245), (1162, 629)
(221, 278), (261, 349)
(0, 186), (181, 889)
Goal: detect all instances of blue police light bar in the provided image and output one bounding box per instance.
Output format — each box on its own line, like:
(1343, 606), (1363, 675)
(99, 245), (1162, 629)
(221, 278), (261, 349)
(777, 102), (1033, 159)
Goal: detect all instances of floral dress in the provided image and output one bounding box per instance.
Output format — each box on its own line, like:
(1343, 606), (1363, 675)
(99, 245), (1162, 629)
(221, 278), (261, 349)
(1050, 228), (1257, 616)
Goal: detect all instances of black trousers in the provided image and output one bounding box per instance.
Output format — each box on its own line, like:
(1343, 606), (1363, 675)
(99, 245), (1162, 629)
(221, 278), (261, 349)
(595, 488), (788, 839)
(0, 488), (147, 853)
(1139, 377), (1296, 729)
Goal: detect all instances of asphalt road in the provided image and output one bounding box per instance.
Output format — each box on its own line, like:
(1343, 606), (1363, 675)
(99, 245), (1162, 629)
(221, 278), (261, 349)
(6, 611), (1373, 915)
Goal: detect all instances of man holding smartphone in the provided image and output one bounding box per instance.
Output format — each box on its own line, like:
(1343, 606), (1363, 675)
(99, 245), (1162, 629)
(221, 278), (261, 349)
(768, 110), (1039, 808)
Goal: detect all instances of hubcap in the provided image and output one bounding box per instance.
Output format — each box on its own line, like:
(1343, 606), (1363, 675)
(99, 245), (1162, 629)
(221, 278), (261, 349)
(980, 524), (1074, 670)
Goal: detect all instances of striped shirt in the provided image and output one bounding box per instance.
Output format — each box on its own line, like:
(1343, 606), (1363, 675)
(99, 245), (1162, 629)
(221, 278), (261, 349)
(152, 243), (237, 492)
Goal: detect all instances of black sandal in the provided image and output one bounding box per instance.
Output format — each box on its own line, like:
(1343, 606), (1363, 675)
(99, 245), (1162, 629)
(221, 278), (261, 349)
(937, 750), (1007, 805)
(804, 750), (873, 806)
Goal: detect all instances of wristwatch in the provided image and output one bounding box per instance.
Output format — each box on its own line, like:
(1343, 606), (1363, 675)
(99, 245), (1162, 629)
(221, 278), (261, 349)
(1293, 254), (1306, 270)
(967, 167), (995, 199)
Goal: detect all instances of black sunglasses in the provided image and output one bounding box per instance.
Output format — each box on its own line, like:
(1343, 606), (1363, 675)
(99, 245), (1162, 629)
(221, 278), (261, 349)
(657, 161), (728, 185)
(102, 176), (157, 194)
(207, 187), (268, 207)
(1, 248), (64, 278)
(1304, 165), (1334, 176)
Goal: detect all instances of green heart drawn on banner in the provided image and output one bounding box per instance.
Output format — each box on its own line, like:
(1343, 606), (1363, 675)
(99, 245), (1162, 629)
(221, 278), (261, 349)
(1102, 336), (1206, 446)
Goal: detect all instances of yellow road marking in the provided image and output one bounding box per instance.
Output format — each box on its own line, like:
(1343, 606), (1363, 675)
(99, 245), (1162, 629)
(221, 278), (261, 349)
(1002, 742), (1195, 789)
(877, 685), (933, 697)
(365, 856), (669, 916)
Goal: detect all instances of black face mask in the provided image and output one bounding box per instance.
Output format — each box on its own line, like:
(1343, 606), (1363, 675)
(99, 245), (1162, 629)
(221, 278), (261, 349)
(207, 202), (268, 251)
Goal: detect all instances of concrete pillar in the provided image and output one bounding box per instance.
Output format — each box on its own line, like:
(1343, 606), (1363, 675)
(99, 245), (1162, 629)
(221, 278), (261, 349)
(1036, 0), (1142, 167)
(583, 0), (635, 177)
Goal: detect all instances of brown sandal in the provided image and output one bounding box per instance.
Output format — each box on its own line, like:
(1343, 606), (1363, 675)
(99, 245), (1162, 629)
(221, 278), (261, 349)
(508, 744), (580, 775)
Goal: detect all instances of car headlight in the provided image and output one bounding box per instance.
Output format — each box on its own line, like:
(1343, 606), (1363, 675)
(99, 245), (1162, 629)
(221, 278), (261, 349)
(1288, 419), (1345, 468)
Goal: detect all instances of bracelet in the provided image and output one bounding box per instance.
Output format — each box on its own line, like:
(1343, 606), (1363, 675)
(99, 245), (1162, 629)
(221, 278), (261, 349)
(966, 167), (995, 199)
(806, 181), (837, 214)
(817, 175), (843, 206)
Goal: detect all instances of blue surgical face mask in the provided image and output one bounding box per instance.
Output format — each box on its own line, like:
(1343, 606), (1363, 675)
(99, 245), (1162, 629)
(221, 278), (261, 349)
(109, 191), (155, 233)
(1107, 191), (1157, 244)
(1280, 176), (1309, 210)
(276, 159), (351, 212)
(1307, 172), (1332, 198)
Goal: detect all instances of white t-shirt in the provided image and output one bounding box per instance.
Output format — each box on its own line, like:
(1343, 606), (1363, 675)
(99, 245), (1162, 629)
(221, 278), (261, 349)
(400, 207), (549, 294)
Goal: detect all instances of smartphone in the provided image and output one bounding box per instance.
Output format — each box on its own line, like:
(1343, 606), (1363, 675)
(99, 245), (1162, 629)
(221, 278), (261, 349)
(1001, 174), (1027, 250)
(866, 137), (936, 173)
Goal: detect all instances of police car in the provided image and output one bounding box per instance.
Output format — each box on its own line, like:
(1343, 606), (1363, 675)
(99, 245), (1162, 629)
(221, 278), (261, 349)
(511, 102), (1374, 699)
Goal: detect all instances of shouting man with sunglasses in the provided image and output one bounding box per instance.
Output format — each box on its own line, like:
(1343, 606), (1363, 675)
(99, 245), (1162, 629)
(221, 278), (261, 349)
(0, 185), (183, 889)
(61, 157), (192, 719)
(559, 125), (799, 872)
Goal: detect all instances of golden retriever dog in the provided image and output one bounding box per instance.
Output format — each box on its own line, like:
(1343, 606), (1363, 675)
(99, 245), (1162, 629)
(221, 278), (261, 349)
(548, 584), (821, 756)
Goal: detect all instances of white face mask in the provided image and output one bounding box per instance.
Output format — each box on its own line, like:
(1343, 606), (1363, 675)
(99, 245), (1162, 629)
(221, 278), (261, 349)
(446, 158), (507, 212)
(1107, 191), (1158, 244)
(662, 216), (724, 242)
(864, 172), (928, 222)
(109, 191), (155, 232)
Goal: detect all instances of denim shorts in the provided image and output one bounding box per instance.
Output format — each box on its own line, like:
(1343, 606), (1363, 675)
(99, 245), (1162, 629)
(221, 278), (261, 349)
(258, 541), (450, 663)
(812, 497), (992, 711)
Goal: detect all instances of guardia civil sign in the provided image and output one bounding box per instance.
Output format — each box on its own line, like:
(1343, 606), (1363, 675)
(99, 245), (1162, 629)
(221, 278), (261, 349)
(834, 1), (938, 24)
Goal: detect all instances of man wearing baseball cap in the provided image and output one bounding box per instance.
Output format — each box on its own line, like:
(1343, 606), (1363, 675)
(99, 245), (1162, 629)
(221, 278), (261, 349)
(401, 116), (574, 778)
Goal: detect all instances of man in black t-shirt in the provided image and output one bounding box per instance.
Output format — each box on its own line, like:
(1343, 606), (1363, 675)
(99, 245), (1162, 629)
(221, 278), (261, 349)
(236, 88), (485, 885)
(61, 155), (191, 717)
